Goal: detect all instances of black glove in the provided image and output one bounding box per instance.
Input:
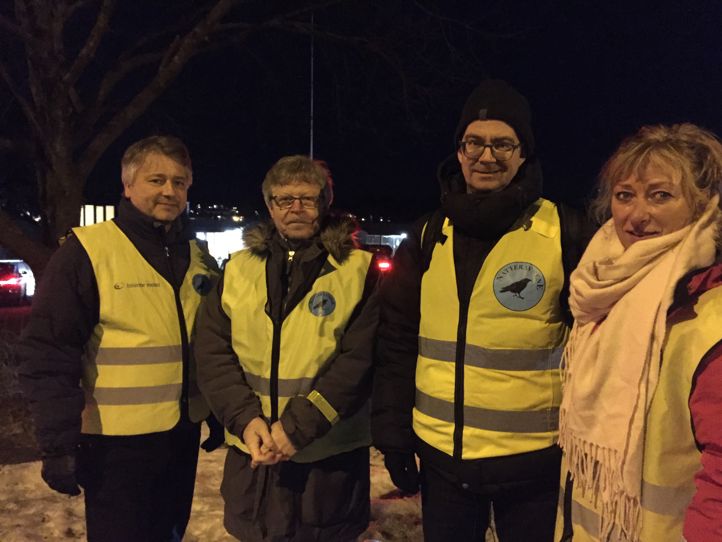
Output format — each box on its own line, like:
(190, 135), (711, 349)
(41, 453), (81, 496)
(384, 451), (420, 494)
(200, 414), (225, 452)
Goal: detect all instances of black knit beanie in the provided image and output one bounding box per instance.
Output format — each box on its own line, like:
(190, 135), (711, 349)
(454, 79), (535, 157)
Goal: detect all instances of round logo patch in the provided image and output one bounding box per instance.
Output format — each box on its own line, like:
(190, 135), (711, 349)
(308, 291), (336, 316)
(192, 273), (212, 295)
(493, 261), (545, 311)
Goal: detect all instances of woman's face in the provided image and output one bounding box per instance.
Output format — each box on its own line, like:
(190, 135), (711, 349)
(611, 165), (694, 249)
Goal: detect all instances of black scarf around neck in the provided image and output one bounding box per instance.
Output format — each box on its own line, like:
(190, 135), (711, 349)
(438, 156), (543, 240)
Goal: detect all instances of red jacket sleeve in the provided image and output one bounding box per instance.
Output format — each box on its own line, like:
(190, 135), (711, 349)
(684, 340), (722, 541)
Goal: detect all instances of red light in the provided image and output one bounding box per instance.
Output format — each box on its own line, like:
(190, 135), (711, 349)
(376, 260), (392, 272)
(0, 274), (21, 285)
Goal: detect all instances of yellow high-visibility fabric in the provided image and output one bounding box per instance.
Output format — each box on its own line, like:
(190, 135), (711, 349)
(414, 198), (568, 459)
(556, 283), (721, 541)
(74, 220), (216, 435)
(221, 247), (372, 463)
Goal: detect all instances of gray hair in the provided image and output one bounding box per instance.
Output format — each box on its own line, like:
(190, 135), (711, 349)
(121, 135), (192, 187)
(261, 155), (334, 206)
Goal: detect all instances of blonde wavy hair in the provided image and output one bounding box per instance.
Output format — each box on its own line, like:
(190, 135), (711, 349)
(591, 123), (722, 224)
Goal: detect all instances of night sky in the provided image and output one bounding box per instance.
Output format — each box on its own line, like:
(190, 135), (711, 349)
(81, 1), (722, 224)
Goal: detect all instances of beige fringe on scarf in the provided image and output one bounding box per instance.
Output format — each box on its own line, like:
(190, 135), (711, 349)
(558, 196), (720, 541)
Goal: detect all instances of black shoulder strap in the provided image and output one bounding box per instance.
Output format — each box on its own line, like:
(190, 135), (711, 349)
(420, 209), (446, 273)
(557, 202), (594, 326)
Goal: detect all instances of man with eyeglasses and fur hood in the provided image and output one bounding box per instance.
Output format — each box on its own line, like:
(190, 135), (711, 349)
(194, 155), (379, 542)
(372, 79), (592, 541)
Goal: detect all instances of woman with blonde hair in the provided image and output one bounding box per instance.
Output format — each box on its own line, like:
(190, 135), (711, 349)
(556, 123), (722, 541)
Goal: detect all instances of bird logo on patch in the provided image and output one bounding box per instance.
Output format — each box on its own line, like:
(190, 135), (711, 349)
(308, 291), (336, 317)
(493, 262), (545, 311)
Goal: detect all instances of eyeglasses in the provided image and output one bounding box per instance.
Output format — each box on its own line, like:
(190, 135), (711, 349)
(270, 195), (321, 210)
(459, 139), (521, 161)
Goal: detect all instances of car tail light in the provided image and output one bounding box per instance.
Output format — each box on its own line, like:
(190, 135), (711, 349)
(376, 259), (392, 272)
(0, 273), (22, 285)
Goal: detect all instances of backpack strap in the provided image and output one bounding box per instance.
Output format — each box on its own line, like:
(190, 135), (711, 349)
(557, 202), (594, 326)
(420, 209), (447, 273)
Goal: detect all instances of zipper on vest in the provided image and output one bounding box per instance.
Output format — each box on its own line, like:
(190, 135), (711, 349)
(453, 297), (470, 460)
(270, 316), (281, 423)
(164, 242), (190, 421)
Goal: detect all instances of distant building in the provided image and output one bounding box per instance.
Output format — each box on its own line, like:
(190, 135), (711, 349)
(79, 202), (250, 266)
(357, 220), (409, 253)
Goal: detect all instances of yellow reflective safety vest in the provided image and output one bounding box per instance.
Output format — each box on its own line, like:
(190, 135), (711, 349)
(556, 285), (719, 542)
(74, 220), (217, 435)
(221, 247), (373, 463)
(414, 198), (568, 460)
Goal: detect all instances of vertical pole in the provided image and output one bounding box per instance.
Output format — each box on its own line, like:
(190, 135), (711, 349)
(309, 11), (315, 158)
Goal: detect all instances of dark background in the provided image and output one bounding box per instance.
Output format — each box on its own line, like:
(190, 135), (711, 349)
(79, 1), (722, 223)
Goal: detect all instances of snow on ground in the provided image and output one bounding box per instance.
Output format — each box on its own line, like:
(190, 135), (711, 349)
(0, 435), (423, 541)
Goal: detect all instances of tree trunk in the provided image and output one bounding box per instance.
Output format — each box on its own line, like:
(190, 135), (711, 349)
(44, 169), (84, 246)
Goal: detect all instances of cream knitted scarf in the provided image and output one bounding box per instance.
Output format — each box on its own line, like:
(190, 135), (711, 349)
(558, 196), (720, 541)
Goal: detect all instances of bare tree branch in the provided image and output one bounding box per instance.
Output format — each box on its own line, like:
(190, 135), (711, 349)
(0, 137), (16, 152)
(64, 0), (115, 85)
(0, 60), (42, 141)
(78, 0), (239, 178)
(66, 0), (96, 20)
(14, 0), (49, 118)
(0, 13), (31, 41)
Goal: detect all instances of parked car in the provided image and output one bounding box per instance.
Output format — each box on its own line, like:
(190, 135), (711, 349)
(362, 244), (394, 273)
(0, 260), (36, 305)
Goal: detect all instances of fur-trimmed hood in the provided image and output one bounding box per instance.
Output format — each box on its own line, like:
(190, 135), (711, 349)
(242, 214), (359, 263)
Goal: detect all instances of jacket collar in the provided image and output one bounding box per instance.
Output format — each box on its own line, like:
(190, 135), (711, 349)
(243, 214), (359, 263)
(115, 197), (190, 244)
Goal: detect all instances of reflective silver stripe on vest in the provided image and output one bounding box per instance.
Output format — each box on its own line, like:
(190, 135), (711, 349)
(415, 389), (558, 433)
(418, 337), (563, 371)
(95, 345), (182, 365)
(244, 372), (314, 397)
(571, 498), (626, 540)
(91, 383), (181, 405)
(572, 498), (600, 538)
(641, 479), (695, 516)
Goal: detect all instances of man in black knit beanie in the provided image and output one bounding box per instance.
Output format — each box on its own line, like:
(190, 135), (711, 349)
(372, 79), (591, 542)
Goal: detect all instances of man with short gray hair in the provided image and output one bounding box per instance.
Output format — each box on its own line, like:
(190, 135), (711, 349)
(20, 135), (221, 542)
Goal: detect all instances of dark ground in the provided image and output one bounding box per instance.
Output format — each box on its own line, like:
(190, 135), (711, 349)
(0, 304), (39, 465)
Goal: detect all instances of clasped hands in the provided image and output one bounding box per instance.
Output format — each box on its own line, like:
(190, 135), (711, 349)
(242, 416), (297, 468)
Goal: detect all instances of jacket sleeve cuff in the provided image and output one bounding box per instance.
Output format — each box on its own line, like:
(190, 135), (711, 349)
(280, 395), (332, 450)
(229, 408), (265, 443)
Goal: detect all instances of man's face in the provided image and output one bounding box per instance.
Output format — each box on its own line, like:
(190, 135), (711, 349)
(266, 180), (323, 240)
(123, 152), (191, 223)
(457, 120), (526, 193)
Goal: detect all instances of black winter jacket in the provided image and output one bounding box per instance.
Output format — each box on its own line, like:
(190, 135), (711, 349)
(371, 154), (593, 491)
(19, 198), (213, 457)
(194, 215), (379, 452)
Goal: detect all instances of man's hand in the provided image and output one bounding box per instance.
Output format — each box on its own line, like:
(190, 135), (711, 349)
(41, 453), (81, 496)
(200, 414), (225, 452)
(383, 451), (420, 494)
(242, 417), (282, 468)
(270, 421), (297, 460)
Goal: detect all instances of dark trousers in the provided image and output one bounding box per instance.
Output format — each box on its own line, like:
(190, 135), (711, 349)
(420, 462), (559, 542)
(77, 420), (201, 542)
(222, 446), (370, 542)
